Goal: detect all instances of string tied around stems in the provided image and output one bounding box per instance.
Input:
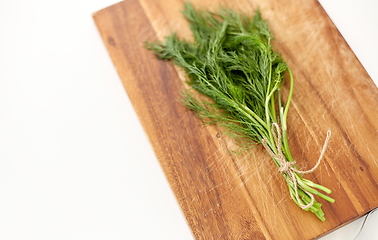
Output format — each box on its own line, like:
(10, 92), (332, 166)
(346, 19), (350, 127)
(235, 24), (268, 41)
(262, 123), (331, 210)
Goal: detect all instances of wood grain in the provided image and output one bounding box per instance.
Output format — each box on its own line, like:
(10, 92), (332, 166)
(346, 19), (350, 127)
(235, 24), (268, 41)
(93, 0), (378, 239)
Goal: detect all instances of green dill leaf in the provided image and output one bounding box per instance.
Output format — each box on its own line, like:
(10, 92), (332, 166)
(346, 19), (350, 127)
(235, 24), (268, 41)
(146, 2), (334, 221)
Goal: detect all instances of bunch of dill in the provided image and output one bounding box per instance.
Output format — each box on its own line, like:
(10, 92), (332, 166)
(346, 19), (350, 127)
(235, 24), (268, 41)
(146, 2), (334, 221)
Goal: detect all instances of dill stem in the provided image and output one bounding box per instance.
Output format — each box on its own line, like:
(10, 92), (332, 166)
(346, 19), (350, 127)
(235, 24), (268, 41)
(297, 177), (335, 203)
(265, 85), (278, 155)
(265, 41), (275, 151)
(265, 86), (275, 126)
(267, 40), (276, 123)
(270, 93), (277, 123)
(283, 69), (294, 122)
(282, 69), (295, 162)
(301, 178), (332, 194)
(238, 102), (269, 133)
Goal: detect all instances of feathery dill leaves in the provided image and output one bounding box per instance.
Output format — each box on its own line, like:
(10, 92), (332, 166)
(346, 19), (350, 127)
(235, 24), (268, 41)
(145, 2), (334, 221)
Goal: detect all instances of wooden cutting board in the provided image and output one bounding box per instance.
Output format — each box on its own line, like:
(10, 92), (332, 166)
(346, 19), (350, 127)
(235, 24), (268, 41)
(93, 0), (378, 239)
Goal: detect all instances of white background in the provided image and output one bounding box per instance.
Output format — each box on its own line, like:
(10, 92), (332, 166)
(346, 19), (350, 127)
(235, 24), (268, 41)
(0, 0), (377, 239)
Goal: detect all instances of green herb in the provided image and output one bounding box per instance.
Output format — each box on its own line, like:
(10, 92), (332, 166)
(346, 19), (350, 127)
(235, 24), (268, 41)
(146, 2), (334, 221)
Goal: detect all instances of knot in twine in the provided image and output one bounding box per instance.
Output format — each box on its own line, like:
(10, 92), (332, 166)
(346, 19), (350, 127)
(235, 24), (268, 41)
(262, 123), (331, 210)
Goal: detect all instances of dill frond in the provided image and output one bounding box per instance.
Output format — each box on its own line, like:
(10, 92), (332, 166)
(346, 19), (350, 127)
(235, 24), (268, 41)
(146, 2), (334, 221)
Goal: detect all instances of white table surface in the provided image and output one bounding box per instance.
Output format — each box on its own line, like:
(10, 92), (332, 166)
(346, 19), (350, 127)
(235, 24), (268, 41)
(0, 0), (377, 239)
